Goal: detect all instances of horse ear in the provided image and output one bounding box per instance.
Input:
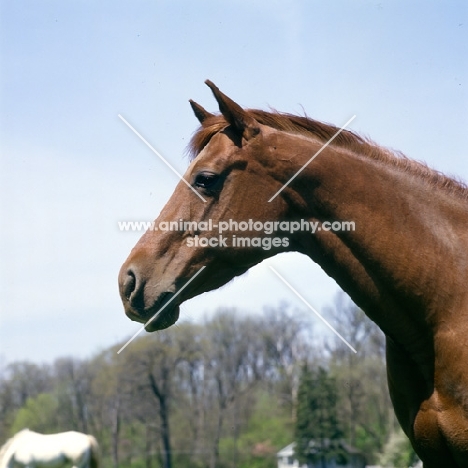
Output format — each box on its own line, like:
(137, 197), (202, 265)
(189, 99), (215, 125)
(205, 80), (260, 140)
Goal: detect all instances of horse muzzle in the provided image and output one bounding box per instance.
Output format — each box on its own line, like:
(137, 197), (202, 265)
(119, 264), (180, 331)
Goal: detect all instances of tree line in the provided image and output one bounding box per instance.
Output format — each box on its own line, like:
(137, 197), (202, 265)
(0, 295), (417, 467)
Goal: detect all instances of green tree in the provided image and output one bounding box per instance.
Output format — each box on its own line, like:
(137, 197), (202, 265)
(325, 292), (394, 462)
(234, 389), (293, 468)
(10, 393), (58, 434)
(378, 426), (420, 467)
(294, 366), (345, 468)
(0, 304), (396, 468)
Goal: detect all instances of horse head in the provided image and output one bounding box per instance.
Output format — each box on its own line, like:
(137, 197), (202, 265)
(118, 81), (301, 331)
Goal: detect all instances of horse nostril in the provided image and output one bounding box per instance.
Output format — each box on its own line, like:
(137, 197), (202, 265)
(123, 270), (136, 300)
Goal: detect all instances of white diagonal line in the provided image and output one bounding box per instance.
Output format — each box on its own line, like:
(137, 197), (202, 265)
(117, 266), (206, 354)
(268, 115), (356, 202)
(269, 266), (357, 353)
(118, 114), (207, 203)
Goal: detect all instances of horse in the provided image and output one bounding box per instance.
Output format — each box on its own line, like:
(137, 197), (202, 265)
(118, 80), (468, 467)
(0, 429), (100, 468)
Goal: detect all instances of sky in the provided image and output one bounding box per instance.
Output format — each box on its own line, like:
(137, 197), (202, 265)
(0, 0), (467, 364)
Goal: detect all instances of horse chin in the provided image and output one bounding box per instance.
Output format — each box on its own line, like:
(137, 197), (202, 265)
(144, 303), (180, 332)
(124, 291), (181, 332)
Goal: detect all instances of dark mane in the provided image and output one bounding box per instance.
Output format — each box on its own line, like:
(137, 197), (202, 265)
(188, 109), (468, 200)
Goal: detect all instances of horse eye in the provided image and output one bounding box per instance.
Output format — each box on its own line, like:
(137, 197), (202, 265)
(194, 172), (220, 189)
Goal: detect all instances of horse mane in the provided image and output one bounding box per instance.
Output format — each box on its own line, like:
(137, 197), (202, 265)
(188, 109), (468, 200)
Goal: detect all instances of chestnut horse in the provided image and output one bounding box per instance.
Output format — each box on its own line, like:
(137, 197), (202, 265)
(119, 81), (468, 466)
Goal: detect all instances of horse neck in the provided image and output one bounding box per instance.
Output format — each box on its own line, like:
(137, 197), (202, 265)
(281, 139), (468, 355)
(0, 434), (21, 468)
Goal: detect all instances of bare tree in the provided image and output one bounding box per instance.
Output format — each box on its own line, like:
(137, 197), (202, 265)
(87, 348), (130, 468)
(172, 322), (206, 460)
(204, 309), (264, 468)
(122, 333), (183, 468)
(53, 357), (92, 432)
(325, 292), (391, 455)
(261, 304), (313, 420)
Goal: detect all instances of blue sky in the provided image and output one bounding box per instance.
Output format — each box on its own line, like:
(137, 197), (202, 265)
(1, 0), (467, 364)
